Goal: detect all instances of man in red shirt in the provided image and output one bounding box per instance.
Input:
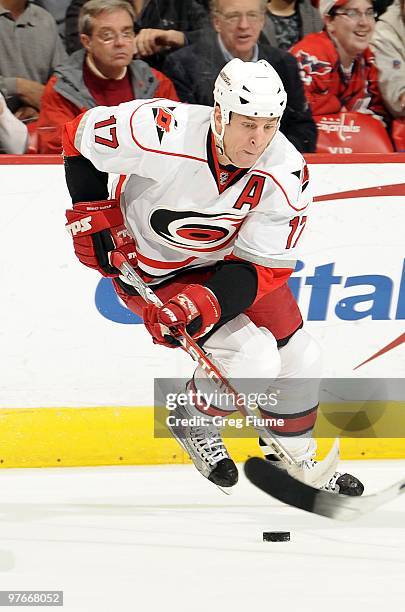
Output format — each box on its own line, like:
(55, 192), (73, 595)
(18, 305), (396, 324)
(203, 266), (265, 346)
(290, 0), (388, 122)
(37, 0), (178, 153)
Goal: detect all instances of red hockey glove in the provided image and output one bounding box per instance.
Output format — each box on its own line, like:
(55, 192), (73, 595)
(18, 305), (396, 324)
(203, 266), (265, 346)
(65, 199), (137, 277)
(143, 284), (221, 348)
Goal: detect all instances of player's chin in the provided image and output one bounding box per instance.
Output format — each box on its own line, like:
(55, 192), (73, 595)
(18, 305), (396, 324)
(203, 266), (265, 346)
(234, 159), (253, 168)
(237, 152), (260, 168)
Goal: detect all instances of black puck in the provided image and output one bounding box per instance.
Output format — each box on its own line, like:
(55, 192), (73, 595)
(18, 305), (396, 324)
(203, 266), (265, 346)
(263, 531), (290, 542)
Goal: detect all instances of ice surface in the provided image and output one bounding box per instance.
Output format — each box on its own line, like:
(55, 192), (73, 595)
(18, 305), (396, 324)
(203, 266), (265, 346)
(0, 461), (403, 611)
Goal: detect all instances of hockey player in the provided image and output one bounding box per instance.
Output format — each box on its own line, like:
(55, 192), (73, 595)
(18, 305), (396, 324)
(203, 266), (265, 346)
(64, 58), (364, 496)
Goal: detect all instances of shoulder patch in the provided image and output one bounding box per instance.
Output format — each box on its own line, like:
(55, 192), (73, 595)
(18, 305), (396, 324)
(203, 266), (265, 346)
(152, 107), (178, 144)
(292, 163), (309, 193)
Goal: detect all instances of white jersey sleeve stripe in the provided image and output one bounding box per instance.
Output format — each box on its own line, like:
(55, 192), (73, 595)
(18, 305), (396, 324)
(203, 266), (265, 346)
(232, 246), (296, 268)
(73, 111), (90, 152)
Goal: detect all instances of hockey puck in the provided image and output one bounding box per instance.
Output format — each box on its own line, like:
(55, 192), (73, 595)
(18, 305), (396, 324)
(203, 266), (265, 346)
(263, 531), (290, 542)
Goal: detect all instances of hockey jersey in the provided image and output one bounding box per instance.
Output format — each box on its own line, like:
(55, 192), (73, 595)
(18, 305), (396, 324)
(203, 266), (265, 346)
(67, 98), (311, 285)
(290, 31), (388, 121)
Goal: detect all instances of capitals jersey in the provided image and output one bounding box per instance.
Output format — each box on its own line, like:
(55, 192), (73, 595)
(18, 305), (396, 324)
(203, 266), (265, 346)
(291, 31), (388, 121)
(67, 98), (311, 292)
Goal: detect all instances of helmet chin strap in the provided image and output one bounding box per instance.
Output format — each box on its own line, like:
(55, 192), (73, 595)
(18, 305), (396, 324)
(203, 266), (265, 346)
(211, 105), (228, 144)
(212, 133), (233, 165)
(211, 105), (238, 166)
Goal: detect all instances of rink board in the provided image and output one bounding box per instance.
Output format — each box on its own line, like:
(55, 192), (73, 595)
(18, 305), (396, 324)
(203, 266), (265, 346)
(1, 153), (405, 466)
(0, 405), (405, 468)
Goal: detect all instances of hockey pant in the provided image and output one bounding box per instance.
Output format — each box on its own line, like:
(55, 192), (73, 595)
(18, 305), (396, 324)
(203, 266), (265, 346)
(114, 269), (322, 463)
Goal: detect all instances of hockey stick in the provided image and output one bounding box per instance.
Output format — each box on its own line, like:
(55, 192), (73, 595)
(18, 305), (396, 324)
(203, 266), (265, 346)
(111, 254), (339, 488)
(244, 457), (405, 521)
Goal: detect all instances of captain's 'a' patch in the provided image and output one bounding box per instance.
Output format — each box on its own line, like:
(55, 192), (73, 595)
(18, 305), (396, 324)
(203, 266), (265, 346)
(152, 107), (178, 144)
(292, 163), (309, 193)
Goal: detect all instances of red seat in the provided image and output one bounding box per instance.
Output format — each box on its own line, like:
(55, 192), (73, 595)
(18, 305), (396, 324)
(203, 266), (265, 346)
(314, 112), (394, 153)
(25, 124), (59, 154)
(392, 118), (405, 152)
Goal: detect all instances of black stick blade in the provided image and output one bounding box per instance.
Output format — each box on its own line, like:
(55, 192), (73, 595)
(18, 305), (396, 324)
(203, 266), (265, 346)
(245, 457), (405, 521)
(244, 457), (318, 513)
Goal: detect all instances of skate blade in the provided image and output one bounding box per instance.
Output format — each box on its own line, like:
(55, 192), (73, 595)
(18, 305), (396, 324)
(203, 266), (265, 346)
(217, 485), (233, 495)
(168, 430), (232, 493)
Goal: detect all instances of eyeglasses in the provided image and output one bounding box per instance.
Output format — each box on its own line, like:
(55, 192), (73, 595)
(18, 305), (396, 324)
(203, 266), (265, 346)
(95, 30), (135, 44)
(216, 10), (265, 24)
(334, 8), (377, 21)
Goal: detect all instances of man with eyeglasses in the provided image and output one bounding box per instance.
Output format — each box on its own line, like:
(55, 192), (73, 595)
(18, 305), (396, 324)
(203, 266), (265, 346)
(37, 0), (178, 153)
(65, 0), (210, 72)
(290, 0), (389, 122)
(162, 0), (317, 153)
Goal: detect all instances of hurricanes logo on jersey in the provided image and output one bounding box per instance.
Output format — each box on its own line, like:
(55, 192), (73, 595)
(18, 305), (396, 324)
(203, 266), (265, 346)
(295, 51), (331, 85)
(152, 107), (178, 144)
(149, 208), (244, 253)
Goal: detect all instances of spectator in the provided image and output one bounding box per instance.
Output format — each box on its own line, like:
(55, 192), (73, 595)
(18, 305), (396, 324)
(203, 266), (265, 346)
(290, 0), (389, 122)
(0, 92), (28, 153)
(371, 0), (405, 117)
(261, 0), (323, 49)
(0, 0), (68, 122)
(134, 0), (209, 69)
(37, 0), (178, 153)
(65, 0), (209, 71)
(163, 0), (317, 152)
(33, 1), (71, 46)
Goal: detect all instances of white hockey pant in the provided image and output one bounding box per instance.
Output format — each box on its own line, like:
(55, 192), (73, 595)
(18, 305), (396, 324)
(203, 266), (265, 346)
(185, 314), (322, 463)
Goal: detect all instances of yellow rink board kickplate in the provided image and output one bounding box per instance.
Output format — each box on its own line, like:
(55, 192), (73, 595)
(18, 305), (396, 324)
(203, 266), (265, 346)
(0, 403), (404, 468)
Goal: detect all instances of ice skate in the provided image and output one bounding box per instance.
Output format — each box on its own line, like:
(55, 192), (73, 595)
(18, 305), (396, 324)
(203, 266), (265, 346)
(259, 438), (364, 496)
(167, 403), (238, 488)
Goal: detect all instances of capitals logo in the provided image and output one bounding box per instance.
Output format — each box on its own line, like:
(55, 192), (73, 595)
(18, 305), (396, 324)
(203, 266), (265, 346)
(149, 208), (244, 253)
(295, 51), (332, 86)
(152, 106), (178, 143)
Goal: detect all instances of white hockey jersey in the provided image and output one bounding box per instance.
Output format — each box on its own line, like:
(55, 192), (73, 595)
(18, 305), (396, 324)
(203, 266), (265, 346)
(73, 98), (311, 282)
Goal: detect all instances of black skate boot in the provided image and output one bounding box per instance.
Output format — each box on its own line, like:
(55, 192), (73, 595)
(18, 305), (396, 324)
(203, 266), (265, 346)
(321, 470), (364, 496)
(168, 403), (238, 488)
(259, 438), (364, 496)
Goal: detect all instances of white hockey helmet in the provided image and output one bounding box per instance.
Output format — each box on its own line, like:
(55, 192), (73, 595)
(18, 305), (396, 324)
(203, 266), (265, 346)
(211, 58), (287, 143)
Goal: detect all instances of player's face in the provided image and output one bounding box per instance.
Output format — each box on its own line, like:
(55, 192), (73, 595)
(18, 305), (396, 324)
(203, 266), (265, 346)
(80, 9), (135, 78)
(325, 0), (376, 59)
(219, 111), (280, 168)
(213, 0), (265, 61)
